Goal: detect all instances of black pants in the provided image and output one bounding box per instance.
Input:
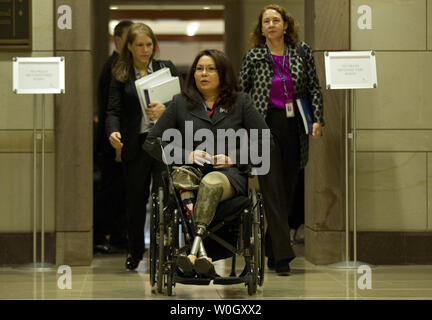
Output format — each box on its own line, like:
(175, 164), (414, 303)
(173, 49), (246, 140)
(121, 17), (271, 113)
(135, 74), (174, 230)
(259, 108), (300, 264)
(291, 169), (305, 230)
(122, 134), (165, 259)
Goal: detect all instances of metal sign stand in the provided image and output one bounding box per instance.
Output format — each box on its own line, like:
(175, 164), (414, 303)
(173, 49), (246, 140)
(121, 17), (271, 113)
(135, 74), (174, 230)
(323, 51), (377, 270)
(16, 95), (56, 272)
(12, 57), (65, 272)
(328, 89), (371, 269)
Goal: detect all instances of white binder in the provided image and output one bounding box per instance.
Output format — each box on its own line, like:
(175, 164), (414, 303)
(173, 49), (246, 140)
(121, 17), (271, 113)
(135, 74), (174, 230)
(143, 77), (180, 105)
(134, 67), (180, 123)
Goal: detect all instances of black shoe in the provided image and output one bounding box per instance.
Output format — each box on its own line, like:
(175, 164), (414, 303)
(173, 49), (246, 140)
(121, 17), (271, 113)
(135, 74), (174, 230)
(194, 257), (215, 277)
(176, 255), (195, 277)
(275, 259), (291, 276)
(267, 257), (275, 270)
(125, 254), (140, 270)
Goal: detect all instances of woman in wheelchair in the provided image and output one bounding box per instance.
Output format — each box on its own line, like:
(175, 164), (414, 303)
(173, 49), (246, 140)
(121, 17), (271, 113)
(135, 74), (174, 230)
(143, 49), (269, 277)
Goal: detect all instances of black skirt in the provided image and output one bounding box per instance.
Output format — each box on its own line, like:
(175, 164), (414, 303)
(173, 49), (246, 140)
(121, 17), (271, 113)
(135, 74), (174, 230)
(193, 163), (248, 197)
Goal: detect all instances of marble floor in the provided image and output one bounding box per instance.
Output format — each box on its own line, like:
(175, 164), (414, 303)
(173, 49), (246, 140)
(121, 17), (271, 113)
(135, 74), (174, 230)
(1, 243), (432, 300)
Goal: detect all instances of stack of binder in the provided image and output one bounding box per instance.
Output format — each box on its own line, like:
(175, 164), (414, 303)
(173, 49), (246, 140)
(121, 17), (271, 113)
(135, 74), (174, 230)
(135, 67), (181, 122)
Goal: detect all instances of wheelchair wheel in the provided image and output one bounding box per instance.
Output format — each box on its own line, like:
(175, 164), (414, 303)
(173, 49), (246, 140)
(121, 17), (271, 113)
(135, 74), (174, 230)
(166, 266), (173, 296)
(247, 272), (257, 295)
(256, 191), (265, 286)
(250, 188), (264, 288)
(166, 209), (179, 296)
(149, 193), (157, 287)
(157, 187), (165, 293)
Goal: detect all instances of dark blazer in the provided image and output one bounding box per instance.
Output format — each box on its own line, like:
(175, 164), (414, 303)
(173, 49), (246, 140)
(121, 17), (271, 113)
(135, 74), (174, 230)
(96, 51), (119, 159)
(143, 92), (270, 194)
(106, 59), (180, 162)
(239, 41), (324, 168)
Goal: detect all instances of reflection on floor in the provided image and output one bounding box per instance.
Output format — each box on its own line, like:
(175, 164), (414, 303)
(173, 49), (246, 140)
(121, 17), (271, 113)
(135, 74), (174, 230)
(1, 244), (432, 300)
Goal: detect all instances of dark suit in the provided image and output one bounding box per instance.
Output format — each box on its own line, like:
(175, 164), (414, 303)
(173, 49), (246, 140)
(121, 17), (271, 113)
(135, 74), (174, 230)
(143, 92), (270, 198)
(94, 51), (126, 248)
(106, 59), (180, 259)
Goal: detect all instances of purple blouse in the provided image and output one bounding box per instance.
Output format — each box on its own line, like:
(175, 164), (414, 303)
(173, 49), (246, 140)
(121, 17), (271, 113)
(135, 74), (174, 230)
(268, 54), (295, 111)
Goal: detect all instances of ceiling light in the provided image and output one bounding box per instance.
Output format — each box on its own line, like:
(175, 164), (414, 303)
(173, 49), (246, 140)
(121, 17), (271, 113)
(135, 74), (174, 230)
(186, 22), (200, 36)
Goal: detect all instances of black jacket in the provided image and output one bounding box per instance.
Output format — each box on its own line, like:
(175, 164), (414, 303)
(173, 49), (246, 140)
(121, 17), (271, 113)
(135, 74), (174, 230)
(105, 59), (180, 162)
(143, 92), (271, 191)
(95, 51), (119, 159)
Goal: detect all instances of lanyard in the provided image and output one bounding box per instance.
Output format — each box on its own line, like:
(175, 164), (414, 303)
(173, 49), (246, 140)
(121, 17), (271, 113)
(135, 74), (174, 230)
(266, 44), (289, 99)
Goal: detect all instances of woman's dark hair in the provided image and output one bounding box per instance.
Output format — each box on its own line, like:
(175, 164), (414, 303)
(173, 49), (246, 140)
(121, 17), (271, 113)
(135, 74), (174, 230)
(112, 23), (159, 83)
(182, 49), (239, 111)
(250, 4), (299, 48)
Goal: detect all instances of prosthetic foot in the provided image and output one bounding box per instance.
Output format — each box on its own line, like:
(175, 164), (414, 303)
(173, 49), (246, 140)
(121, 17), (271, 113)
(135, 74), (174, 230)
(188, 225), (215, 276)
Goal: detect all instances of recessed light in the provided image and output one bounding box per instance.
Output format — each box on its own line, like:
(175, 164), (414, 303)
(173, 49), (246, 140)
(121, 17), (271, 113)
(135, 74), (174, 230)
(203, 6), (211, 10)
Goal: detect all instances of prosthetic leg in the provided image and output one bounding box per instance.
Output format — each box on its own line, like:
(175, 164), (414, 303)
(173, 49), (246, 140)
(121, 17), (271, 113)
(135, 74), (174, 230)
(188, 172), (234, 276)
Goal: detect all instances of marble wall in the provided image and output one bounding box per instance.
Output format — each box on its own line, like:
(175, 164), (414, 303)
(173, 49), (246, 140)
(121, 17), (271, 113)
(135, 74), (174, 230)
(304, 0), (432, 264)
(0, 0), (56, 264)
(351, 0), (432, 233)
(54, 0), (94, 266)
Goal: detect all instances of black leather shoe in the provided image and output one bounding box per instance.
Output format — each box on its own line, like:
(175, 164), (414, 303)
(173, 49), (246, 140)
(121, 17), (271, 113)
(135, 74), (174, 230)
(275, 259), (291, 276)
(125, 254), (140, 270)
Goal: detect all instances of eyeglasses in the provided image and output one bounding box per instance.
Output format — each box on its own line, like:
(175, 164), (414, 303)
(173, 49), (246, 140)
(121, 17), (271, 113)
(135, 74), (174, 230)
(195, 66), (218, 74)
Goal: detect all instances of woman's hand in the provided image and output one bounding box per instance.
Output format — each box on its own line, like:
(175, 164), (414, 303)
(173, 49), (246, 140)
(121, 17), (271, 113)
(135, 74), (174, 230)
(312, 122), (322, 138)
(187, 150), (213, 166)
(213, 154), (234, 169)
(146, 102), (165, 121)
(109, 132), (123, 149)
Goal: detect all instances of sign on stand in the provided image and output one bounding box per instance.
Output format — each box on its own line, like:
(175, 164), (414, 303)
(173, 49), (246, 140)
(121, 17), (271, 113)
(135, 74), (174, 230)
(13, 57), (65, 94)
(12, 56), (65, 272)
(324, 51), (377, 269)
(324, 51), (377, 90)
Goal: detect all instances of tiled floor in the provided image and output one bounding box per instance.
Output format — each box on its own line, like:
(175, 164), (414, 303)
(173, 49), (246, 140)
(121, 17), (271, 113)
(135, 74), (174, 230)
(1, 244), (432, 300)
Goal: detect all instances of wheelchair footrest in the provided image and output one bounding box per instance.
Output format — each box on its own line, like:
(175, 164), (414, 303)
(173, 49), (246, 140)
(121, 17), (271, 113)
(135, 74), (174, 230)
(213, 276), (246, 285)
(174, 275), (212, 285)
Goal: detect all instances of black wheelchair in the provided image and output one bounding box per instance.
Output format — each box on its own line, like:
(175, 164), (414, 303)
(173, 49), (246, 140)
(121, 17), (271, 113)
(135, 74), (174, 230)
(149, 162), (265, 296)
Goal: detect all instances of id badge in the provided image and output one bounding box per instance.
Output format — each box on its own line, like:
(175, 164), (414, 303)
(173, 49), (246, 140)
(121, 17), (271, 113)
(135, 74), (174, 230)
(285, 101), (295, 118)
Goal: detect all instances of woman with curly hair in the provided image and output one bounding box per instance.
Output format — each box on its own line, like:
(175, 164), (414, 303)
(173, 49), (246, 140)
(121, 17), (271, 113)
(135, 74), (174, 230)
(239, 4), (324, 275)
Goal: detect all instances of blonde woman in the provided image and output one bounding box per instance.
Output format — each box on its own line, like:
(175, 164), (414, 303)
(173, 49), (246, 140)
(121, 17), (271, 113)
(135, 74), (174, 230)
(106, 23), (180, 270)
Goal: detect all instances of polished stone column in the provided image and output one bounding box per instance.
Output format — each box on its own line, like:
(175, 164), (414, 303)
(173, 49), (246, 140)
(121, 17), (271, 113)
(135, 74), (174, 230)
(54, 0), (94, 265)
(304, 0), (350, 264)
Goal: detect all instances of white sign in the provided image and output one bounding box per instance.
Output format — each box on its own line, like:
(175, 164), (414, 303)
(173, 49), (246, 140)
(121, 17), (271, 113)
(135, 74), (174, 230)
(324, 51), (377, 89)
(13, 57), (65, 94)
